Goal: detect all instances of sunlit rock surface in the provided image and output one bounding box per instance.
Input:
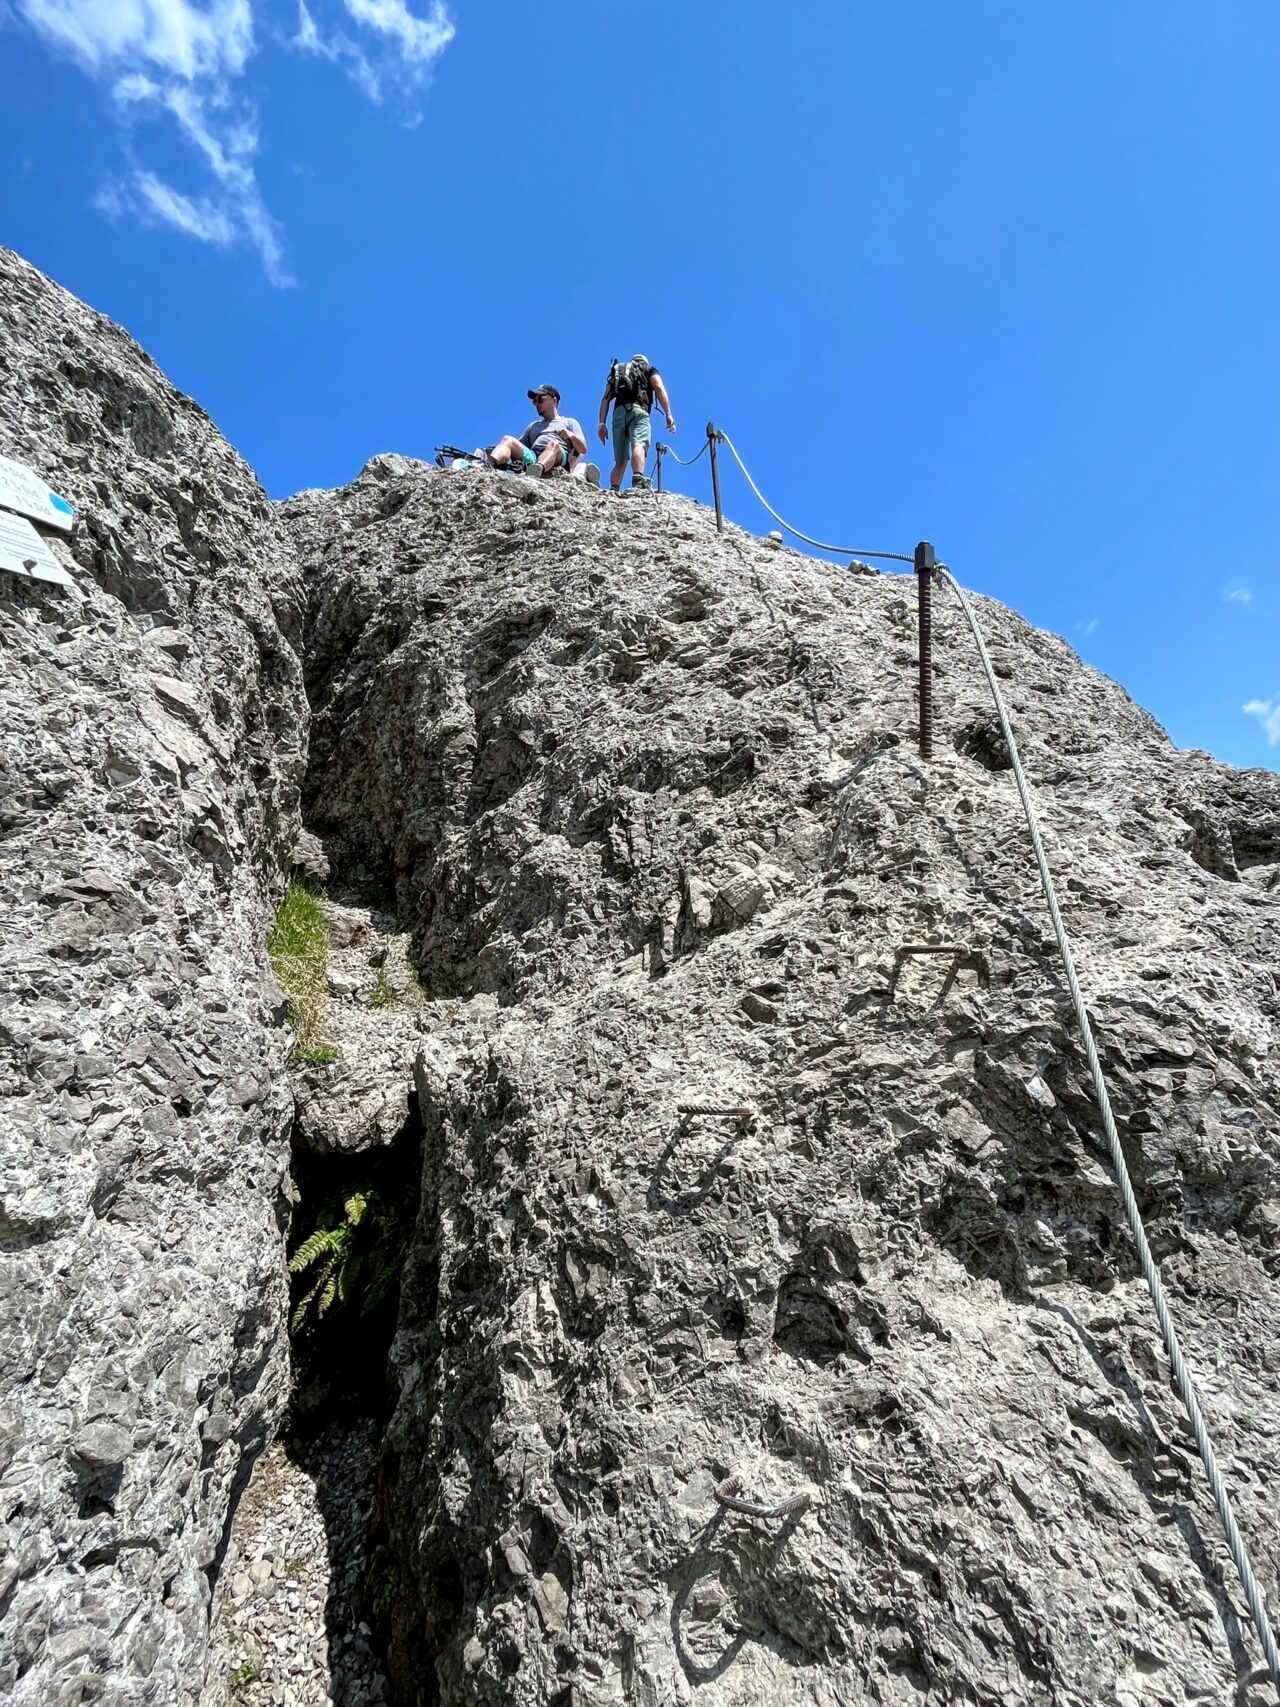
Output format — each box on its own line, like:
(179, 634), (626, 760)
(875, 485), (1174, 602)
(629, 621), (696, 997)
(284, 460), (1279, 1705)
(2, 247), (1278, 1707)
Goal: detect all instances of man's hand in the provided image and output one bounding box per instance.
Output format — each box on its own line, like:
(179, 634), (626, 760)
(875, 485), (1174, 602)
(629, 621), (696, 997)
(666, 416), (677, 433)
(597, 423), (608, 445)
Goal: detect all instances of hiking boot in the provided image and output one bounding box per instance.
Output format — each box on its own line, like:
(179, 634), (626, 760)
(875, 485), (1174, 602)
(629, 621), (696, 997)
(632, 474), (651, 491)
(583, 463), (601, 488)
(524, 462), (544, 479)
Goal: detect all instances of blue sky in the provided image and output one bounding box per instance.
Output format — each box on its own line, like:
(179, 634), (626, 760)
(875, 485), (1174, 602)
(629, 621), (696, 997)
(2, 2), (1277, 771)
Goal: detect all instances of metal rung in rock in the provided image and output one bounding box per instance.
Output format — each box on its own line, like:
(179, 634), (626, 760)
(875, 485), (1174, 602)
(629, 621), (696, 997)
(714, 1476), (814, 1521)
(895, 942), (970, 958)
(677, 1101), (757, 1119)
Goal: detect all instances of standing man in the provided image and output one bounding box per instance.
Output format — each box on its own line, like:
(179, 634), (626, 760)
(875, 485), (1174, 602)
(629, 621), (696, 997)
(490, 385), (588, 478)
(596, 355), (676, 492)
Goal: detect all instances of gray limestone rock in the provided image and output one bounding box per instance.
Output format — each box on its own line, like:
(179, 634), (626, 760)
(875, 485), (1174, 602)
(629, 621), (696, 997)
(0, 250), (306, 1704)
(284, 462), (1280, 1705)
(4, 251), (1279, 1707)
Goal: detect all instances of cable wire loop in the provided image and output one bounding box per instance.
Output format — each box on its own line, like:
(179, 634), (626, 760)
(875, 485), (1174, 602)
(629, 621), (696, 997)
(941, 566), (1280, 1694)
(656, 439), (709, 468)
(715, 430), (914, 563)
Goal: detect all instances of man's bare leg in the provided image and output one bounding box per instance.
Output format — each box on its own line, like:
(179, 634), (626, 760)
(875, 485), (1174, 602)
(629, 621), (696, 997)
(489, 434), (524, 469)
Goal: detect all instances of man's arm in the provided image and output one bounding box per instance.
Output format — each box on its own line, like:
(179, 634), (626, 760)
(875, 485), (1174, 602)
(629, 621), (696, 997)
(651, 372), (676, 433)
(559, 418), (588, 457)
(596, 383), (613, 445)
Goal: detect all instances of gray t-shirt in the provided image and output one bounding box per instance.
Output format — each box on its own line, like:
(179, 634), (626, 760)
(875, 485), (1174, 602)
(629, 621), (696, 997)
(520, 414), (584, 454)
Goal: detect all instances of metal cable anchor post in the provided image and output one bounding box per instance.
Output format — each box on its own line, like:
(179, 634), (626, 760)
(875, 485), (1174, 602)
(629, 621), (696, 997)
(915, 541), (936, 761)
(707, 423), (724, 533)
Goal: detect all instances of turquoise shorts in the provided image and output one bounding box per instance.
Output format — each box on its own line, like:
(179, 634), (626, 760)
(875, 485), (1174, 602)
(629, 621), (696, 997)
(521, 444), (568, 471)
(612, 404), (652, 464)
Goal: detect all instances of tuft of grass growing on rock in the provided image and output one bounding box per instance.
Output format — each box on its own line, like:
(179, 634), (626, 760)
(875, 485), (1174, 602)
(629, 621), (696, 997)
(268, 883), (338, 1064)
(370, 960), (428, 1012)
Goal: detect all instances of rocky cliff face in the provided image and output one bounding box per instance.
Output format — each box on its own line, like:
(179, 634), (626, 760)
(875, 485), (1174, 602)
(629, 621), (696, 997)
(0, 250), (306, 1704)
(2, 254), (1278, 1707)
(286, 462), (1280, 1705)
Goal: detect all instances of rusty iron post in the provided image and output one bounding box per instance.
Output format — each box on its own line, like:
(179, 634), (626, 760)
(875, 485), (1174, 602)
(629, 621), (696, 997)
(655, 444), (665, 493)
(915, 540), (936, 760)
(707, 423), (723, 533)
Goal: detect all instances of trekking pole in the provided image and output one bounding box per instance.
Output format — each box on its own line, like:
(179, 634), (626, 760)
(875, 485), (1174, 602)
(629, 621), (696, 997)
(707, 423), (723, 533)
(915, 541), (936, 761)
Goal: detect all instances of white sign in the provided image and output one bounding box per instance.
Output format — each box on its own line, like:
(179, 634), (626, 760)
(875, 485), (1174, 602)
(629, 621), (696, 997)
(0, 510), (76, 591)
(0, 453), (75, 533)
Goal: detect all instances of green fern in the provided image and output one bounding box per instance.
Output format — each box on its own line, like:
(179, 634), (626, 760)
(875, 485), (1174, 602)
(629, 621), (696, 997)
(289, 1186), (406, 1335)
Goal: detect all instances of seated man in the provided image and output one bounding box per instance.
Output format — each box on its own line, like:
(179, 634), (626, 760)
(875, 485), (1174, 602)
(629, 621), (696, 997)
(489, 384), (587, 478)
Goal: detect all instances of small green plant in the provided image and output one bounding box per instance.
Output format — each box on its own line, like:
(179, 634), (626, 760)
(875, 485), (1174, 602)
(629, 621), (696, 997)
(371, 1548), (405, 1619)
(369, 960), (428, 1011)
(229, 1658), (259, 1693)
(268, 883), (336, 1062)
(289, 1187), (406, 1334)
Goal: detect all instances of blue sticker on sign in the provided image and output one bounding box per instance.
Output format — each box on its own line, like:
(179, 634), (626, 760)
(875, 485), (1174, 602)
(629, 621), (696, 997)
(50, 494), (74, 515)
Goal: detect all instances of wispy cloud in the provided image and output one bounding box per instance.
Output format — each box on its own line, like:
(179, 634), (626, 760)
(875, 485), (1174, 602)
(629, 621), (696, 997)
(1243, 697), (1280, 746)
(293, 0), (451, 100)
(294, 0), (380, 102)
(1225, 584), (1253, 605)
(344, 0), (451, 70)
(11, 0), (454, 280)
(16, 0), (253, 80)
(1076, 617), (1099, 638)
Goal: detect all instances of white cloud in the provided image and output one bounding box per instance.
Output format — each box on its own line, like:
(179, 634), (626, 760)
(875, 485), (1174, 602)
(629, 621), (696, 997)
(112, 68), (291, 281)
(93, 179), (125, 218)
(1225, 584), (1253, 605)
(294, 0), (380, 102)
(16, 0), (252, 81)
(1076, 617), (1099, 638)
(342, 0), (450, 70)
(133, 167), (235, 241)
(11, 0), (454, 280)
(1243, 697), (1280, 746)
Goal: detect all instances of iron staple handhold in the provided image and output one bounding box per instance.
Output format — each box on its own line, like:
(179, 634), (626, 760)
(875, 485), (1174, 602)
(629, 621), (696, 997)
(676, 1101), (757, 1118)
(713, 1475), (814, 1521)
(895, 942), (970, 957)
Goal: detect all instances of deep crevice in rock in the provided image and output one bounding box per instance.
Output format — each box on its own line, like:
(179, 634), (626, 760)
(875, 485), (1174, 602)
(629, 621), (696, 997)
(287, 1095), (422, 1427)
(204, 1096), (422, 1704)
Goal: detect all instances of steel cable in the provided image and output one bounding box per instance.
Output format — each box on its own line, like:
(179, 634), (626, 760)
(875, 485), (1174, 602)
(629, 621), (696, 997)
(715, 431), (915, 563)
(941, 566), (1280, 1694)
(656, 439), (709, 468)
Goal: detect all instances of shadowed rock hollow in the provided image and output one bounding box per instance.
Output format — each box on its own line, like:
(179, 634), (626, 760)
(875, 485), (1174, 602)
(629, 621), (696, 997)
(2, 251), (1279, 1706)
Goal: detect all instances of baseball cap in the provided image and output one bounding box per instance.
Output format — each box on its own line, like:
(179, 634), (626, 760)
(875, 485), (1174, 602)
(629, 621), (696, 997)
(527, 383), (560, 402)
